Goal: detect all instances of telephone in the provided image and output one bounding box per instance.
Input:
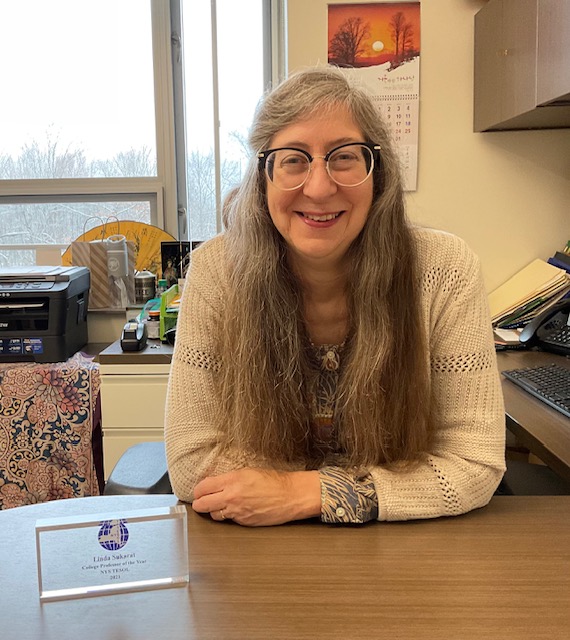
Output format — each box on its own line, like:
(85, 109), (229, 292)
(519, 299), (570, 356)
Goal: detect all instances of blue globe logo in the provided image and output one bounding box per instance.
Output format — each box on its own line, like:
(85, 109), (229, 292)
(98, 519), (129, 550)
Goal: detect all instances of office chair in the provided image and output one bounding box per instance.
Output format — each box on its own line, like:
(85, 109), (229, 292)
(496, 458), (570, 496)
(103, 441), (172, 495)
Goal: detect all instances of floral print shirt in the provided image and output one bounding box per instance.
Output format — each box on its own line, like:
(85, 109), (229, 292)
(309, 344), (379, 524)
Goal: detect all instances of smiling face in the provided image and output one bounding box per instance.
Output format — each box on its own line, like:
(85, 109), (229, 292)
(265, 105), (374, 273)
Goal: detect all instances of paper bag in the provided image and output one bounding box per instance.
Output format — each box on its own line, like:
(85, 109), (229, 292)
(71, 239), (136, 309)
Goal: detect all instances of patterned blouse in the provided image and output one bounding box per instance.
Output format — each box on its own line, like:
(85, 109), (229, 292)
(309, 343), (379, 524)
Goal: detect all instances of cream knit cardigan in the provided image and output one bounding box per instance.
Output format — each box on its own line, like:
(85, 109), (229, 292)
(164, 227), (506, 521)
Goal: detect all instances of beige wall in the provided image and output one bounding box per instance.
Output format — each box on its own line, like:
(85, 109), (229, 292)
(88, 311), (127, 344)
(287, 0), (570, 292)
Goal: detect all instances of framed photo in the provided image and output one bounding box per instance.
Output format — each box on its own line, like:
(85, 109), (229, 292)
(161, 241), (191, 287)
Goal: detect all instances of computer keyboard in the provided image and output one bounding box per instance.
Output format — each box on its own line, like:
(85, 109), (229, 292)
(502, 364), (570, 419)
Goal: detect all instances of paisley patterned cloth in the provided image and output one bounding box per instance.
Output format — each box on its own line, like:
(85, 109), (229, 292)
(0, 352), (101, 509)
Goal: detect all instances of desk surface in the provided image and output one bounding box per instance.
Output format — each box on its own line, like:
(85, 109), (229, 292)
(99, 338), (173, 365)
(1, 494), (569, 640)
(496, 350), (570, 482)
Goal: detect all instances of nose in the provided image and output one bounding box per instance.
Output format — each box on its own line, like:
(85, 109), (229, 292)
(301, 158), (338, 199)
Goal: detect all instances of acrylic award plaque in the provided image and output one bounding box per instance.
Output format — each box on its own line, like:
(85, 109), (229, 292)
(35, 505), (189, 602)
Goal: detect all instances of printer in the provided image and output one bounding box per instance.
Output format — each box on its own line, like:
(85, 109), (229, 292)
(0, 266), (90, 363)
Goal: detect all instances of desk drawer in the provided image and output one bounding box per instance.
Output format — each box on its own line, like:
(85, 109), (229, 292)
(100, 374), (168, 429)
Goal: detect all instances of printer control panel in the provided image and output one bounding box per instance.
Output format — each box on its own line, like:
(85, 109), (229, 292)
(0, 282), (54, 293)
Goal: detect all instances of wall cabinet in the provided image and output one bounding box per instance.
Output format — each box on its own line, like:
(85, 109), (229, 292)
(99, 341), (173, 479)
(474, 0), (570, 132)
(536, 0), (570, 106)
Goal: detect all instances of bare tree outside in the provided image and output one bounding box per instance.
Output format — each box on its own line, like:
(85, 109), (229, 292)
(0, 140), (89, 180)
(186, 149), (244, 242)
(91, 147), (156, 178)
(0, 134), (244, 265)
(328, 16), (371, 66)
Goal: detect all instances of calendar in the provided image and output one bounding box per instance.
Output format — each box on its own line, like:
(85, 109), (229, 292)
(328, 2), (421, 191)
(373, 75), (420, 191)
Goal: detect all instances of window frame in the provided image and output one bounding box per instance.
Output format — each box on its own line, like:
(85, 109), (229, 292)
(0, 0), (177, 257)
(170, 0), (287, 241)
(0, 0), (287, 258)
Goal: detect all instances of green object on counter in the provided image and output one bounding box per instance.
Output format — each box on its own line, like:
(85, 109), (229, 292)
(160, 284), (179, 341)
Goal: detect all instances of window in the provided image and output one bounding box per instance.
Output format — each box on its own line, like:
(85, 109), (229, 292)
(0, 0), (285, 267)
(173, 0), (287, 242)
(0, 0), (175, 267)
(0, 0), (156, 181)
(0, 199), (153, 268)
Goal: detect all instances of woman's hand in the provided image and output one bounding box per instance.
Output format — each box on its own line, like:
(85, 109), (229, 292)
(191, 468), (321, 526)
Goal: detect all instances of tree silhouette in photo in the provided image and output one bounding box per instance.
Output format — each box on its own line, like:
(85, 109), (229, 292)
(328, 17), (371, 67)
(389, 11), (418, 69)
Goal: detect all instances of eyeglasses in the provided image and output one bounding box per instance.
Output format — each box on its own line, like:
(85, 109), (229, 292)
(257, 142), (381, 191)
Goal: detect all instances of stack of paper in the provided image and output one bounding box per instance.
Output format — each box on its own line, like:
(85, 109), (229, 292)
(489, 258), (570, 329)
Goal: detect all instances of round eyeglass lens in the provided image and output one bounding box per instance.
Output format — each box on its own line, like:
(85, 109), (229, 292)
(327, 143), (374, 187)
(265, 149), (311, 191)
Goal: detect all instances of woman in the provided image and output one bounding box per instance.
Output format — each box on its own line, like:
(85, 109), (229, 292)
(164, 67), (505, 526)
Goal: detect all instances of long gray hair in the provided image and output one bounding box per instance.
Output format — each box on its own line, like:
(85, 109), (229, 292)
(218, 67), (431, 468)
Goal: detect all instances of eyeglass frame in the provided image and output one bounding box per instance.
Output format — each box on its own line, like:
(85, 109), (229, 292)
(257, 141), (382, 191)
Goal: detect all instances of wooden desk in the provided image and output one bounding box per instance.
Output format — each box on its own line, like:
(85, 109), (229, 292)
(496, 350), (570, 482)
(1, 494), (569, 640)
